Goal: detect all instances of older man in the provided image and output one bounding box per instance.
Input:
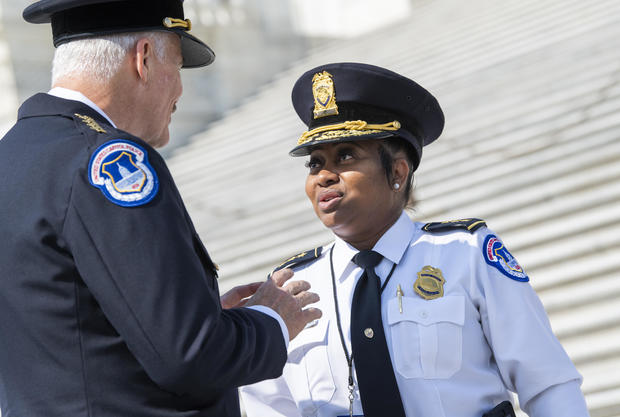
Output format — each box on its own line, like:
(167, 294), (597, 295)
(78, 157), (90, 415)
(0, 1), (321, 416)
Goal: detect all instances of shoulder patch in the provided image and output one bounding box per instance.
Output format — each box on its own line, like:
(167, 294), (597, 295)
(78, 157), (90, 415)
(271, 247), (323, 276)
(74, 113), (107, 133)
(483, 234), (529, 282)
(423, 218), (486, 234)
(88, 139), (159, 207)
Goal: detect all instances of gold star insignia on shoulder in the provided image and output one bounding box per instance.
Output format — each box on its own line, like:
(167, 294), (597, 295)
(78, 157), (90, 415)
(270, 247), (323, 277)
(74, 113), (107, 133)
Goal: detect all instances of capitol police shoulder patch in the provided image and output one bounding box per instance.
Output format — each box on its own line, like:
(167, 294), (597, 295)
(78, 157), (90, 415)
(88, 139), (159, 207)
(483, 234), (529, 282)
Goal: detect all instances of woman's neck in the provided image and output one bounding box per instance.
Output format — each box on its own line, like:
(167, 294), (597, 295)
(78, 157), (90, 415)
(337, 209), (402, 251)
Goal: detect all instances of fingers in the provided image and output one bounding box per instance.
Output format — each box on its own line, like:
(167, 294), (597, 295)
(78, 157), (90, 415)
(283, 279), (311, 295)
(271, 268), (294, 287)
(295, 290), (320, 308)
(232, 282), (262, 300)
(221, 282), (263, 309)
(302, 307), (323, 322)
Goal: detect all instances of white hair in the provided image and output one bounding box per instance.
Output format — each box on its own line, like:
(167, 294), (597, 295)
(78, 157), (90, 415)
(51, 31), (172, 86)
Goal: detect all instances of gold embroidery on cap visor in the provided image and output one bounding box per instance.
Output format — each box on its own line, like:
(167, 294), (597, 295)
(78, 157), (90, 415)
(312, 71), (339, 118)
(297, 120), (401, 146)
(414, 265), (446, 300)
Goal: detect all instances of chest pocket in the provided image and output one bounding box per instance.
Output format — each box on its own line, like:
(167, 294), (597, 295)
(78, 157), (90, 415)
(387, 295), (465, 379)
(283, 319), (336, 416)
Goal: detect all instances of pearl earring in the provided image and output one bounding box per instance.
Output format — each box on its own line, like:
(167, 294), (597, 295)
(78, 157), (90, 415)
(394, 183), (400, 190)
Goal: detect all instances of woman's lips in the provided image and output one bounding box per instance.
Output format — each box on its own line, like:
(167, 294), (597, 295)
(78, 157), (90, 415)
(318, 190), (343, 211)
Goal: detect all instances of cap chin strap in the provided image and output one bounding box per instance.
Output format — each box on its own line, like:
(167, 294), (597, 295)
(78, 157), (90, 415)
(297, 120), (401, 146)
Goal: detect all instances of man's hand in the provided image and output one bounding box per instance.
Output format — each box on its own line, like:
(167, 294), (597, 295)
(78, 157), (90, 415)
(246, 269), (322, 341)
(220, 282), (263, 309)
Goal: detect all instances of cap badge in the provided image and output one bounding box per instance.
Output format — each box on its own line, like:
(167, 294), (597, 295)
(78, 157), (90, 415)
(163, 17), (192, 31)
(414, 266), (445, 300)
(312, 71), (339, 119)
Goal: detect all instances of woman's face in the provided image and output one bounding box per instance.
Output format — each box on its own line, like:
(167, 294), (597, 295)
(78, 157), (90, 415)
(304, 141), (403, 245)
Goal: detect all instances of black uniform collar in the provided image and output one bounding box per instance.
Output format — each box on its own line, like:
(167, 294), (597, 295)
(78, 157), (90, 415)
(18, 93), (112, 130)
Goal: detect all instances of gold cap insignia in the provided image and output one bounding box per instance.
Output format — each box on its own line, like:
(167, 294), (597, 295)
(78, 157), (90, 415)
(414, 265), (445, 300)
(163, 17), (192, 31)
(312, 71), (339, 119)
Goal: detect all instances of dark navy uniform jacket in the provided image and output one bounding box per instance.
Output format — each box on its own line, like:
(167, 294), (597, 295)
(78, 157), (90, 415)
(0, 93), (286, 417)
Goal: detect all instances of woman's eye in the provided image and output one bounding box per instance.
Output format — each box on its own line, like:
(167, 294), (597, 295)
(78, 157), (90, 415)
(305, 158), (321, 170)
(338, 151), (354, 161)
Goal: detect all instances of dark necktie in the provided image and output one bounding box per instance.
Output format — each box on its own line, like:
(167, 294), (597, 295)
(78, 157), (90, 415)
(351, 250), (406, 417)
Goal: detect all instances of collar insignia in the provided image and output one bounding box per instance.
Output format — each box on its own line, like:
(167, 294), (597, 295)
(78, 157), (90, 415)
(312, 71), (339, 119)
(74, 113), (107, 133)
(414, 265), (445, 300)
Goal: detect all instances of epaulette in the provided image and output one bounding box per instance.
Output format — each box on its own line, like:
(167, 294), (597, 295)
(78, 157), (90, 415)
(270, 247), (323, 276)
(422, 218), (486, 234)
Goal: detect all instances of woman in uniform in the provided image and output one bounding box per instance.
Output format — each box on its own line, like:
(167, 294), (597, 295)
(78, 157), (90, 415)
(240, 63), (589, 417)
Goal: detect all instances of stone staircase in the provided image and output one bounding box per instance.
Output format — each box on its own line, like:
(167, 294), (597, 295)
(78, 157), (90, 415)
(167, 0), (620, 415)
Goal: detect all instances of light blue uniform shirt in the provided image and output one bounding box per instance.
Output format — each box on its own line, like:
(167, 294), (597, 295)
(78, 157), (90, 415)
(241, 212), (588, 417)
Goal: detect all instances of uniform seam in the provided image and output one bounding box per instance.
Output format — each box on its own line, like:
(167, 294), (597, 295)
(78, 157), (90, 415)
(59, 123), (90, 235)
(74, 280), (93, 417)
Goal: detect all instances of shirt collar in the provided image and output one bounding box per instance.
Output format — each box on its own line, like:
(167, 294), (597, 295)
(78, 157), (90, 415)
(373, 211), (415, 265)
(331, 211), (415, 281)
(48, 87), (117, 128)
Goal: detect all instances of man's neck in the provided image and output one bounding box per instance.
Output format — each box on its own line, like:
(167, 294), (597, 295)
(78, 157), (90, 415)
(54, 76), (141, 137)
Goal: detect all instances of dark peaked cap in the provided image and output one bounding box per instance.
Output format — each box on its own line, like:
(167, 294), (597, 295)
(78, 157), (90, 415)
(290, 62), (444, 170)
(23, 0), (215, 68)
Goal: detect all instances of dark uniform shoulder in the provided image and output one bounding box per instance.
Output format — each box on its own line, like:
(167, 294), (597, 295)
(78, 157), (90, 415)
(71, 111), (135, 146)
(270, 247), (323, 277)
(422, 218), (487, 234)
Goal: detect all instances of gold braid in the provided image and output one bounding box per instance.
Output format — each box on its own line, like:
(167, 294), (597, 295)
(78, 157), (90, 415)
(298, 120), (401, 146)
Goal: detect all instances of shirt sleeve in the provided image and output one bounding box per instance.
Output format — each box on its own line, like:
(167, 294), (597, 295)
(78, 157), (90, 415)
(62, 148), (287, 399)
(471, 228), (585, 409)
(523, 380), (590, 417)
(240, 375), (302, 417)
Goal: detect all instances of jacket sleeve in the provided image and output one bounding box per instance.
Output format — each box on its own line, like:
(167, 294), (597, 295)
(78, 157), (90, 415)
(471, 228), (587, 415)
(62, 147), (287, 398)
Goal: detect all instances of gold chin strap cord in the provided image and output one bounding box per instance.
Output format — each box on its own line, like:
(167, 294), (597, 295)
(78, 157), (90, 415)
(297, 120), (401, 146)
(163, 17), (192, 31)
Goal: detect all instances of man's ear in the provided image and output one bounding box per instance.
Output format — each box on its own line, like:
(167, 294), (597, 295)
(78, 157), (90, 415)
(134, 38), (154, 83)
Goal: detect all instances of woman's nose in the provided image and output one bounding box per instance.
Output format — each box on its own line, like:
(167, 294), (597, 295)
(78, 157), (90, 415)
(317, 168), (338, 187)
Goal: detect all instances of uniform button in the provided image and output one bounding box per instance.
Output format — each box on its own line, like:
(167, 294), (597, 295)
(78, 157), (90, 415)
(364, 328), (374, 338)
(419, 310), (429, 319)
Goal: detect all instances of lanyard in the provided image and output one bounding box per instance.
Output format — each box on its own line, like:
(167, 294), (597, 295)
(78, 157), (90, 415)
(329, 246), (397, 417)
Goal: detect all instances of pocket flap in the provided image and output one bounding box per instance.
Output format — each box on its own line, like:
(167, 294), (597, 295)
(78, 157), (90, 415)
(387, 295), (465, 326)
